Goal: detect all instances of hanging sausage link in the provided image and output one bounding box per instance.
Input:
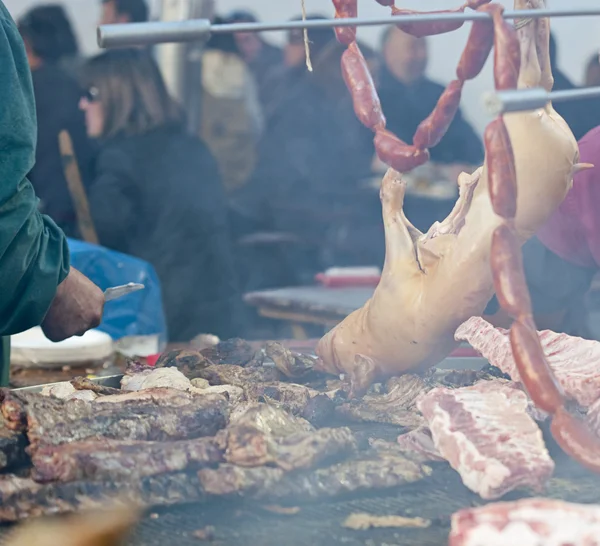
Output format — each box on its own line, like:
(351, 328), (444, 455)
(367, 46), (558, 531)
(333, 0), (496, 174)
(481, 7), (600, 472)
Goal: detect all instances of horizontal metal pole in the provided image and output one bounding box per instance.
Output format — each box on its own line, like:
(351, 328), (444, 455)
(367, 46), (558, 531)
(483, 86), (600, 116)
(98, 8), (600, 48)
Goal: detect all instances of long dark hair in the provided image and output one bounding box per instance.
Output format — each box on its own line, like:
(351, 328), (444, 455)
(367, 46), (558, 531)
(80, 49), (184, 139)
(18, 4), (79, 63)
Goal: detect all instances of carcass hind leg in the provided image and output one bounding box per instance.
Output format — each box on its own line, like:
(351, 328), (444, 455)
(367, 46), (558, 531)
(514, 1), (542, 90)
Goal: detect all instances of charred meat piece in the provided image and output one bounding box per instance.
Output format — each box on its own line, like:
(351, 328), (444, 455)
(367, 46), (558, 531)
(394, 427), (445, 463)
(200, 338), (256, 366)
(264, 342), (315, 378)
(0, 392), (32, 432)
(244, 382), (320, 416)
(70, 377), (121, 396)
(25, 390), (228, 449)
(199, 451), (431, 500)
(220, 425), (356, 470)
(31, 437), (223, 483)
(155, 349), (212, 379)
(120, 367), (194, 392)
(336, 375), (428, 428)
(450, 498), (600, 546)
(301, 394), (336, 427)
(198, 364), (281, 387)
(0, 423), (27, 471)
(229, 403), (314, 436)
(0, 472), (204, 522)
(418, 383), (554, 500)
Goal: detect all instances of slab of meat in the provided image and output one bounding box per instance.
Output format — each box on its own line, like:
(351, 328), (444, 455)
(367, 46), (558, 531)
(0, 423), (27, 471)
(450, 498), (600, 546)
(198, 364), (281, 387)
(40, 382), (98, 401)
(335, 375), (428, 428)
(244, 382), (321, 416)
(0, 472), (204, 522)
(30, 437), (223, 483)
(200, 338), (256, 366)
(70, 377), (121, 396)
(155, 349), (213, 378)
(395, 427), (445, 463)
(198, 451), (430, 501)
(25, 390), (228, 449)
(418, 383), (554, 500)
(219, 425), (356, 470)
(264, 342), (315, 378)
(228, 403), (314, 436)
(456, 316), (600, 407)
(92, 387), (203, 406)
(120, 367), (199, 392)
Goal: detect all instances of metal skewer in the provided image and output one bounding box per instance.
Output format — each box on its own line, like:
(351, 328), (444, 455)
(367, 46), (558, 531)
(98, 7), (600, 48)
(483, 86), (600, 116)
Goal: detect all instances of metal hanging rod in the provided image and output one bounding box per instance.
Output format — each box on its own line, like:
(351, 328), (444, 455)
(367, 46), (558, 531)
(484, 86), (600, 116)
(98, 7), (600, 48)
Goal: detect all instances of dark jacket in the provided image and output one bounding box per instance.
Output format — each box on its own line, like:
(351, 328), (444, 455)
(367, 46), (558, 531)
(29, 63), (94, 237)
(378, 66), (484, 165)
(0, 3), (70, 337)
(233, 66), (374, 236)
(87, 125), (241, 342)
(552, 68), (600, 141)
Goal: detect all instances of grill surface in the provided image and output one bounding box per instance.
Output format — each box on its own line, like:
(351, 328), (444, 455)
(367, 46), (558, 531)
(0, 424), (598, 545)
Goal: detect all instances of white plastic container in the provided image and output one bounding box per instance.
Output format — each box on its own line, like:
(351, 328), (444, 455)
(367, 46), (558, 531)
(10, 327), (114, 369)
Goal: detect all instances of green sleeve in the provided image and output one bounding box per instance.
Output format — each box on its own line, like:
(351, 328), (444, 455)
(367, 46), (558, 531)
(0, 5), (70, 335)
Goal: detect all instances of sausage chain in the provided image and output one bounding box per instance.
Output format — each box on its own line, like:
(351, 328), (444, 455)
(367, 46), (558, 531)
(331, 0), (600, 472)
(334, 0), (496, 172)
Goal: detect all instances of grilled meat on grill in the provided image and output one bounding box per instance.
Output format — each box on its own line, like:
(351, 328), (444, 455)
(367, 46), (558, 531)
(31, 437), (224, 483)
(198, 451), (431, 500)
(264, 342), (315, 378)
(70, 377), (121, 396)
(200, 338), (256, 366)
(198, 364), (281, 387)
(218, 425), (357, 470)
(0, 423), (27, 471)
(25, 390), (228, 449)
(155, 349), (212, 378)
(0, 472), (204, 522)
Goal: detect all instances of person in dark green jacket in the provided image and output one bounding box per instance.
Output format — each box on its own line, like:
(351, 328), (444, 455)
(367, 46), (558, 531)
(0, 2), (105, 385)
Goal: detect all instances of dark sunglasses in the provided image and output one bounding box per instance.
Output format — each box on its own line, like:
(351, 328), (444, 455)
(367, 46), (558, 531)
(82, 86), (100, 102)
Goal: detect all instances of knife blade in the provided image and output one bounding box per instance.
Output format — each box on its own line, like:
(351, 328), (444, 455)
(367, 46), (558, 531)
(104, 283), (145, 302)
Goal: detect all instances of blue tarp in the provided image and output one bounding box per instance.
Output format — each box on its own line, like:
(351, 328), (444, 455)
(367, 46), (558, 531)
(67, 238), (167, 343)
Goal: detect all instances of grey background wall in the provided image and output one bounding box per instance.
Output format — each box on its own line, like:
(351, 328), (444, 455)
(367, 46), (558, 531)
(5, 0), (599, 133)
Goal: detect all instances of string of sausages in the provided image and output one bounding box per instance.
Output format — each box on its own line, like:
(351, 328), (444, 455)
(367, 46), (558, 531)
(484, 9), (600, 473)
(333, 0), (495, 173)
(332, 0), (600, 472)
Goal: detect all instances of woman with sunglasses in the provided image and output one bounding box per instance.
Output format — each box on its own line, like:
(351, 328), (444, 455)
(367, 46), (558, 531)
(79, 48), (243, 342)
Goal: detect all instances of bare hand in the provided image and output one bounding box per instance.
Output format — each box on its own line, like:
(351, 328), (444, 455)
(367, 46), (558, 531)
(41, 268), (105, 342)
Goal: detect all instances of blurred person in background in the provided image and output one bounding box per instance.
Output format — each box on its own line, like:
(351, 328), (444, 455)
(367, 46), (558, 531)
(548, 33), (599, 140)
(79, 49), (243, 341)
(378, 26), (483, 176)
(228, 10), (284, 114)
(99, 0), (148, 25)
(584, 53), (600, 88)
(230, 15), (376, 288)
(199, 17), (263, 194)
(18, 5), (94, 238)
